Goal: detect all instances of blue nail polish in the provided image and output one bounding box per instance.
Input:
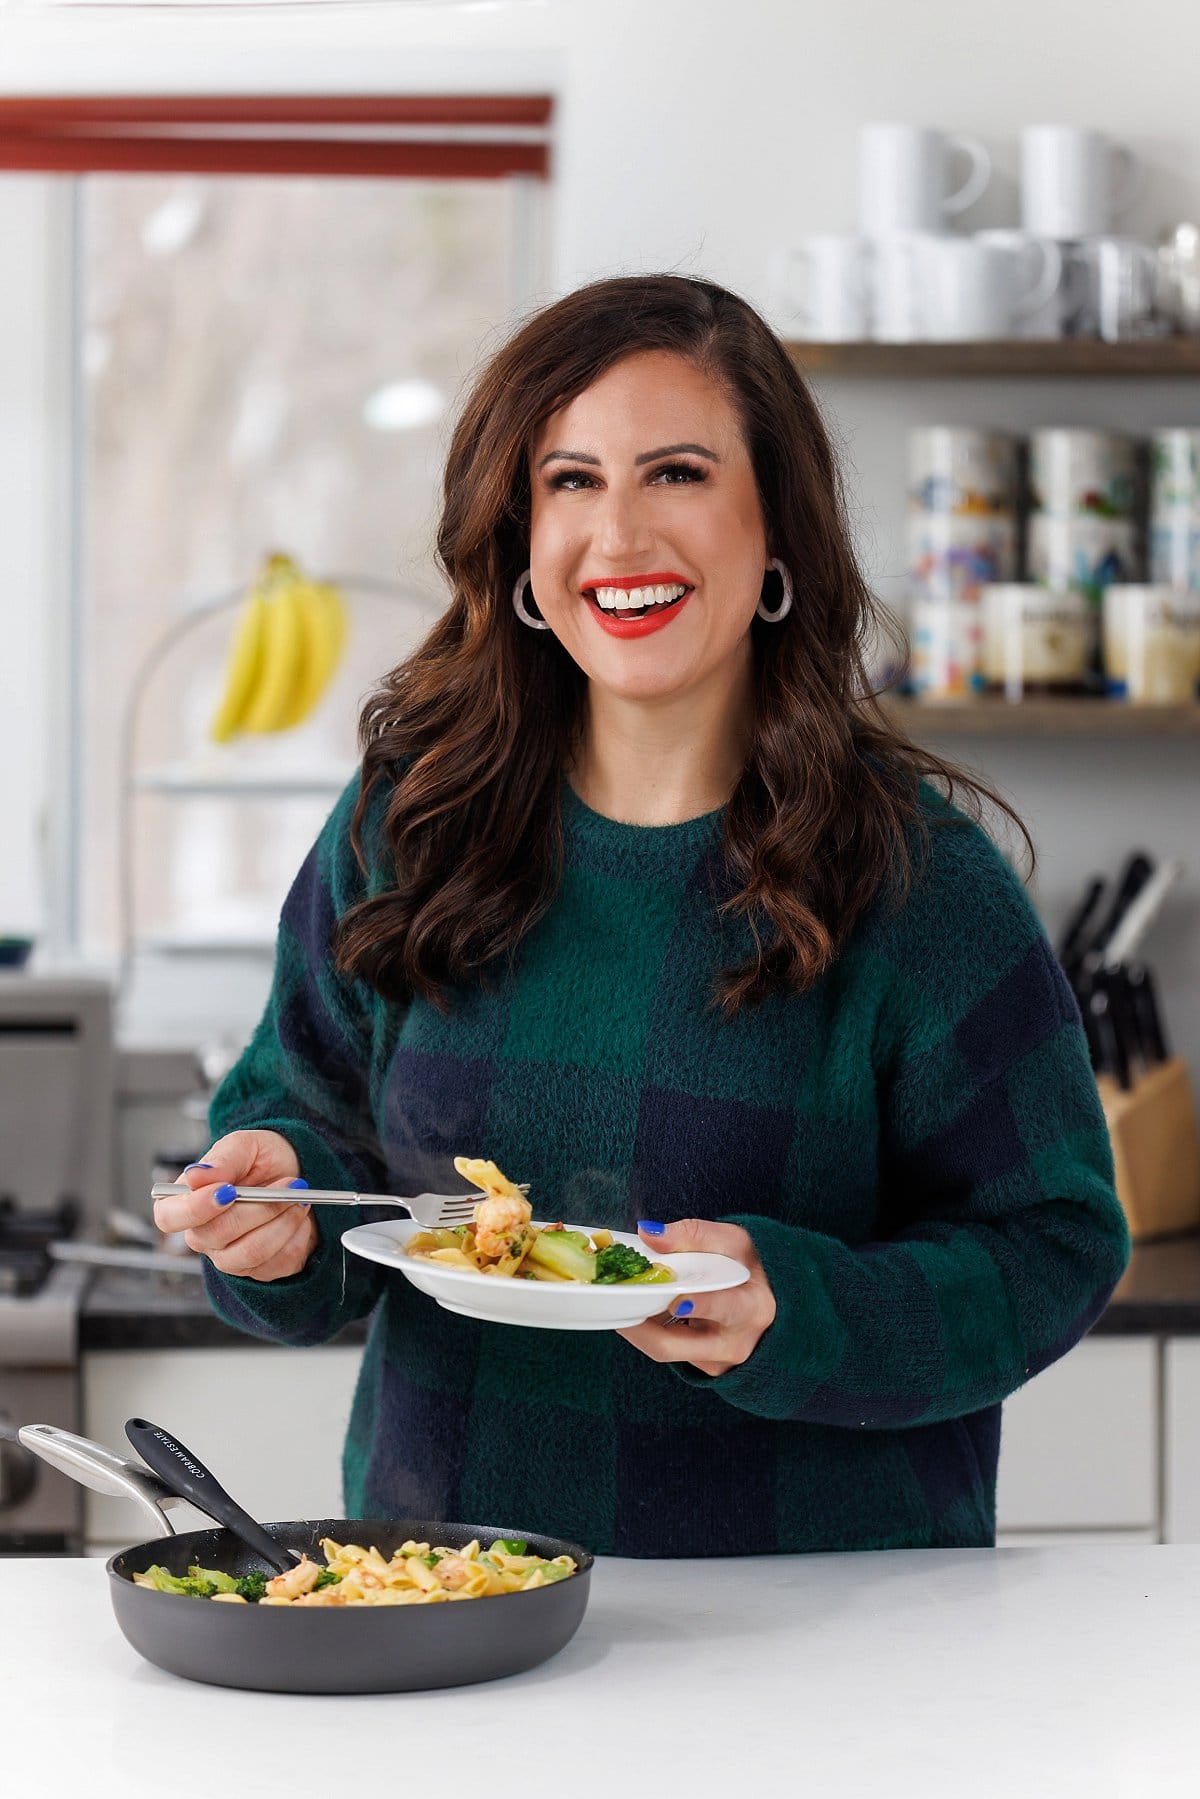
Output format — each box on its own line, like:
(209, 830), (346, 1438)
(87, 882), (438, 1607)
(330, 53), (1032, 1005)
(638, 1219), (666, 1236)
(288, 1178), (309, 1189)
(674, 1299), (695, 1317)
(184, 1162), (213, 1172)
(215, 1183), (237, 1205)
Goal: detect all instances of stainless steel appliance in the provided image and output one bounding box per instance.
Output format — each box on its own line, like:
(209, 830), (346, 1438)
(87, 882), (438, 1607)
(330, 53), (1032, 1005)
(0, 1205), (89, 1552)
(0, 974), (116, 1552)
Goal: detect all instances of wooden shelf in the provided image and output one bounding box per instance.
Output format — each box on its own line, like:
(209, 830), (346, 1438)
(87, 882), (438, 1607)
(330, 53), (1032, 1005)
(787, 339), (1200, 379)
(881, 696), (1200, 736)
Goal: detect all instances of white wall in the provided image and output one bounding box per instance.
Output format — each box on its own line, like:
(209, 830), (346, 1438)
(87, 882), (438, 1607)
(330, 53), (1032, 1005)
(1, 0), (1199, 1059)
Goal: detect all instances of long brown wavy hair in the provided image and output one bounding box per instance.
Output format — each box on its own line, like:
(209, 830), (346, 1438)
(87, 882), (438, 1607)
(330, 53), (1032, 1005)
(336, 273), (1033, 1015)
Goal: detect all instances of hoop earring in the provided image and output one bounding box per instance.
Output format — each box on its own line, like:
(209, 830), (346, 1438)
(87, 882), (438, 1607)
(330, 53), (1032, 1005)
(756, 558), (793, 623)
(512, 568), (551, 631)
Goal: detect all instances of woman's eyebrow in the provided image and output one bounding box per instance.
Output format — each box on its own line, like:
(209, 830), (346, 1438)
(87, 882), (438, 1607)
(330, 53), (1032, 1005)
(536, 442), (721, 471)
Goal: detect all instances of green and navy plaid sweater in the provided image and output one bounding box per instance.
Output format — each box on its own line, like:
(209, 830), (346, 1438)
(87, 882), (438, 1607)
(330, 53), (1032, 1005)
(205, 769), (1130, 1556)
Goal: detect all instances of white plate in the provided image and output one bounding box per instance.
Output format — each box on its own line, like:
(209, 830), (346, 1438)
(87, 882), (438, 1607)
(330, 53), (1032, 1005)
(341, 1220), (750, 1331)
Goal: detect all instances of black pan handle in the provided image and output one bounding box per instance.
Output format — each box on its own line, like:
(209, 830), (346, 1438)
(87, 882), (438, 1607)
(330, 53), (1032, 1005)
(125, 1418), (295, 1573)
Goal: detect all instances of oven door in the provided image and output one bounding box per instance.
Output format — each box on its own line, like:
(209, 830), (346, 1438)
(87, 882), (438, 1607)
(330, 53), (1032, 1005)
(0, 1369), (85, 1553)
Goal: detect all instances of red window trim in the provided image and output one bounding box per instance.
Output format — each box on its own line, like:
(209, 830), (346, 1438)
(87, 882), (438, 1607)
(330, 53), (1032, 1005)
(0, 95), (553, 178)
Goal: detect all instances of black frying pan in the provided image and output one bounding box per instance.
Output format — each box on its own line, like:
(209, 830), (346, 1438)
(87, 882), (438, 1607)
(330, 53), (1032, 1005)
(20, 1423), (592, 1694)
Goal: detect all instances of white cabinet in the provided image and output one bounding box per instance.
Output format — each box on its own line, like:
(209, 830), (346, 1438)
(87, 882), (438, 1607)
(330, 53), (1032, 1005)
(82, 1346), (361, 1552)
(996, 1337), (1159, 1533)
(1164, 1338), (1200, 1542)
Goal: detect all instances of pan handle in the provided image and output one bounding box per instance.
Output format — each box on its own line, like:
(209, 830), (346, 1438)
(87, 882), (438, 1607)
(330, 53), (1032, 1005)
(125, 1418), (296, 1573)
(18, 1423), (181, 1540)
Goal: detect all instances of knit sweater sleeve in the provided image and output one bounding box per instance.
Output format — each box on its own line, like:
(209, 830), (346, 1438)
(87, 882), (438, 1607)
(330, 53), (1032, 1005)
(674, 795), (1132, 1427)
(202, 769), (396, 1347)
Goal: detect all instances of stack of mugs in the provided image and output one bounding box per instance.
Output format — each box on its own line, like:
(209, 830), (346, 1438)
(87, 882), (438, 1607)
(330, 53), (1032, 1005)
(769, 122), (1166, 343)
(906, 429), (1019, 699)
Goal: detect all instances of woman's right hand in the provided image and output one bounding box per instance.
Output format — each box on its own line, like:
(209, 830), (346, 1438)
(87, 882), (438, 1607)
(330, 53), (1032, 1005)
(153, 1129), (319, 1283)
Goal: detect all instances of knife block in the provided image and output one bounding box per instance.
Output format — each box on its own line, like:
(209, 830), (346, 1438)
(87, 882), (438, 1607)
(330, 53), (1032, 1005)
(1096, 1056), (1200, 1241)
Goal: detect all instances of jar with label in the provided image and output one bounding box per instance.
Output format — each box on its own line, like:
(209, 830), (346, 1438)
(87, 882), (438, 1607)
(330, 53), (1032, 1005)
(982, 584), (1089, 698)
(909, 597), (986, 702)
(909, 428), (1020, 516)
(1105, 584), (1200, 702)
(1149, 429), (1200, 591)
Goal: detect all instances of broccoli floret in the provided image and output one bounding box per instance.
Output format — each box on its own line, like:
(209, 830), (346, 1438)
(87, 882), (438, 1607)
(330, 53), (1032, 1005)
(136, 1565), (215, 1598)
(313, 1569), (342, 1590)
(188, 1564), (240, 1594)
(234, 1568), (269, 1603)
(593, 1243), (656, 1283)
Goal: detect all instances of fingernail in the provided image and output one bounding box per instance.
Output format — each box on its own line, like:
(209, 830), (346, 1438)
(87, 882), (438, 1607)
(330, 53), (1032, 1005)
(184, 1163), (213, 1172)
(287, 1178), (309, 1189)
(638, 1219), (665, 1236)
(674, 1299), (695, 1318)
(215, 1183), (237, 1205)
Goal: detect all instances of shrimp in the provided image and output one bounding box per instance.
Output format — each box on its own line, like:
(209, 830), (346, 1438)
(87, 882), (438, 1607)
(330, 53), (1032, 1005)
(264, 1555), (322, 1601)
(473, 1191), (533, 1260)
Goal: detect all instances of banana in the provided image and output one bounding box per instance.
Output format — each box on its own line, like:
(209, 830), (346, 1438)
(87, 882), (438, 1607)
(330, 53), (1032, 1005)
(209, 586), (269, 744)
(277, 578), (348, 730)
(241, 574), (307, 734)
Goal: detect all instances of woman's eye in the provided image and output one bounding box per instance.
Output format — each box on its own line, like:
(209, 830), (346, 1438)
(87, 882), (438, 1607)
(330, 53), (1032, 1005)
(547, 461), (707, 491)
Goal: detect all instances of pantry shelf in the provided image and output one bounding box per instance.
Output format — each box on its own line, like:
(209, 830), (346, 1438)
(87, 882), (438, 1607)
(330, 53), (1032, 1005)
(788, 340), (1200, 378)
(880, 695), (1200, 736)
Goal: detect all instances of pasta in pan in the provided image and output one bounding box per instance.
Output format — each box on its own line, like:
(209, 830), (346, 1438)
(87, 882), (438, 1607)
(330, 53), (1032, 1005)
(132, 1536), (577, 1604)
(405, 1155), (673, 1286)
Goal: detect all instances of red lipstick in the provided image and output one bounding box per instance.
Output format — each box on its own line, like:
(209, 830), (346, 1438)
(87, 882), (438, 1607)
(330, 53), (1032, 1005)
(580, 571), (691, 592)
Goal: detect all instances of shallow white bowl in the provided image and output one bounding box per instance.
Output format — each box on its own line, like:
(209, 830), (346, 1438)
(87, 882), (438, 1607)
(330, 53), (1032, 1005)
(341, 1220), (750, 1331)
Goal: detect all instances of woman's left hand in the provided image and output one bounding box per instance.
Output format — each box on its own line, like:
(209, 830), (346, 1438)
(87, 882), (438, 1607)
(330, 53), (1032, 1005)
(617, 1219), (777, 1377)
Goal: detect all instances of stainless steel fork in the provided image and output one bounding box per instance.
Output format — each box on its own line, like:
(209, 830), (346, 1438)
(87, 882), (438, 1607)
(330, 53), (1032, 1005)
(150, 1183), (479, 1228)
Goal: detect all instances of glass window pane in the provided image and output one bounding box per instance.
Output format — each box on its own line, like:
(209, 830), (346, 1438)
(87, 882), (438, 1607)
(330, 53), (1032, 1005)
(78, 172), (536, 978)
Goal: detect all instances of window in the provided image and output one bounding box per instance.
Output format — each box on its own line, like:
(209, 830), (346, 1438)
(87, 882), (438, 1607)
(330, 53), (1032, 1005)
(81, 169), (544, 978)
(0, 93), (552, 1027)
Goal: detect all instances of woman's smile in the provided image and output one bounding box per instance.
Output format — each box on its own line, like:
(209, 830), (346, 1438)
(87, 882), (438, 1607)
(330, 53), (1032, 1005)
(582, 572), (695, 636)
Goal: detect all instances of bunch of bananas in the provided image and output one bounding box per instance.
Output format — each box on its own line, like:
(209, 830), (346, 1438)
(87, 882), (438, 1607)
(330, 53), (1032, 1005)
(210, 553), (349, 743)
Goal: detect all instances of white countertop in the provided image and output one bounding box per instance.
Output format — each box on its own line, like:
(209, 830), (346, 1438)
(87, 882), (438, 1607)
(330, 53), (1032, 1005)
(5, 1545), (1198, 1799)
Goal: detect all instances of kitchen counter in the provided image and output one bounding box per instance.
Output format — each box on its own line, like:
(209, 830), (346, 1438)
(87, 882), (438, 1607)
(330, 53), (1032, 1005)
(3, 1545), (1198, 1798)
(80, 1266), (369, 1350)
(78, 1230), (1200, 1349)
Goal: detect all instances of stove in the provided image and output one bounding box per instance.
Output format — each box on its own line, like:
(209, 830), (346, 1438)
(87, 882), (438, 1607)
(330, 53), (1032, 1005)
(0, 1200), (90, 1553)
(0, 974), (115, 1552)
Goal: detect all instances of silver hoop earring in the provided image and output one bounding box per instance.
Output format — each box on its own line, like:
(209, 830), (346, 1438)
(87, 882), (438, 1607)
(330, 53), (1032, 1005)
(512, 568), (551, 631)
(756, 558), (793, 623)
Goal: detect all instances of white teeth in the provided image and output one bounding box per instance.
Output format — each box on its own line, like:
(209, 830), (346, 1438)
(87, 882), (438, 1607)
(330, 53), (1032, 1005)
(591, 583), (688, 611)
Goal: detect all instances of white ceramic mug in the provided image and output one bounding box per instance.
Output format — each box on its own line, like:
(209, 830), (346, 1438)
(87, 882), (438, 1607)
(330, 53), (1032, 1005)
(869, 231), (938, 341)
(919, 236), (1062, 339)
(973, 231), (1065, 339)
(767, 237), (870, 340)
(859, 124), (991, 237)
(1020, 125), (1139, 240)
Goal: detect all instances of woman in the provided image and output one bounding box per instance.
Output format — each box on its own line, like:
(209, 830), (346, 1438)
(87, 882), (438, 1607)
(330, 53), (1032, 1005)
(156, 275), (1129, 1556)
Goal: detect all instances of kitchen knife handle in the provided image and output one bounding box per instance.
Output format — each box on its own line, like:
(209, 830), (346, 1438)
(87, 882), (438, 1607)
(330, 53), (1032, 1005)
(1089, 988), (1131, 1091)
(1126, 961), (1169, 1063)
